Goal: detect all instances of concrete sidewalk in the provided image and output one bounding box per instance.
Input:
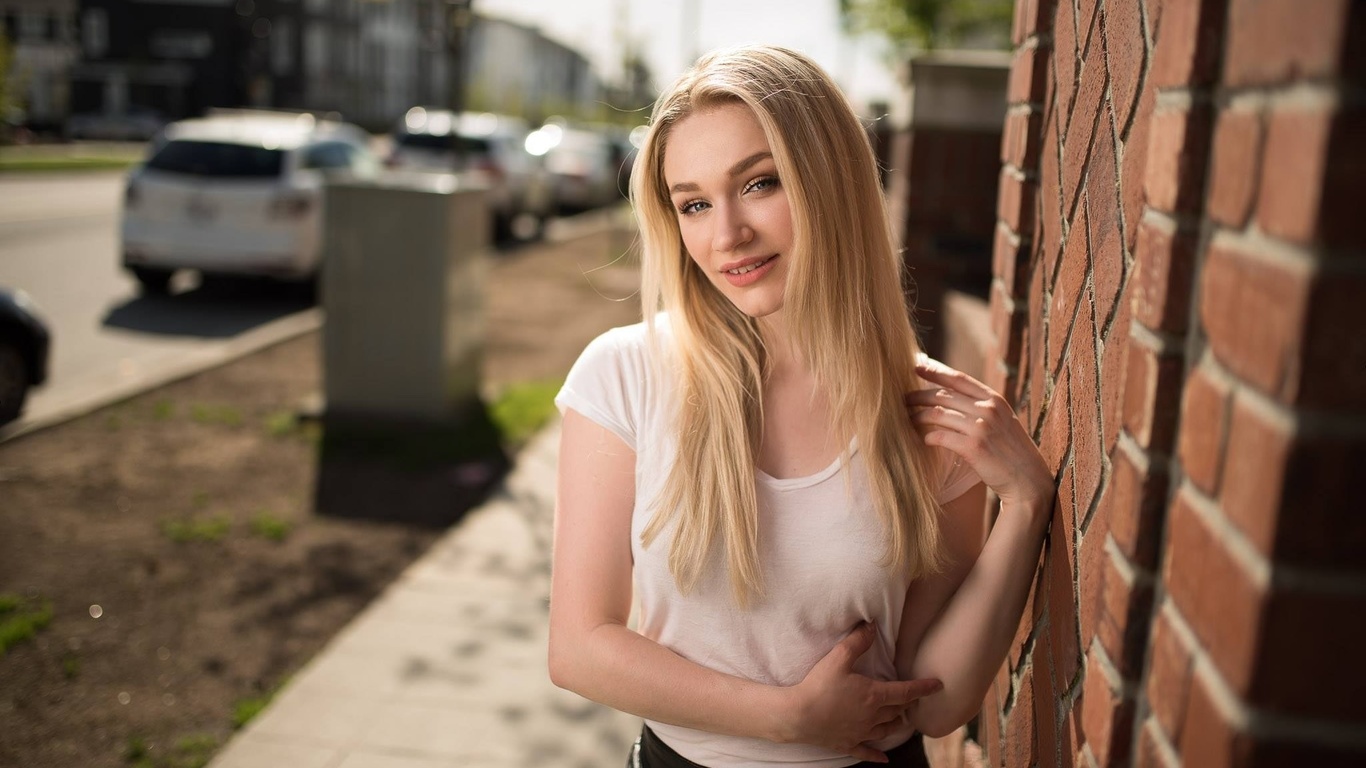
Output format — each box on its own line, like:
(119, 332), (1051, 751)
(207, 420), (641, 768)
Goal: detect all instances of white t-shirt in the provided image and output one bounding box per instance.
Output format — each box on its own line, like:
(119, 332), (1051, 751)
(555, 320), (980, 768)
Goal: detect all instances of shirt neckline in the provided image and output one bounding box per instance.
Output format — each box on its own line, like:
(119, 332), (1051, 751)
(754, 440), (859, 491)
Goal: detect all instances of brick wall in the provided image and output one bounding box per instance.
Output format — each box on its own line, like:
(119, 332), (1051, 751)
(984, 1), (1366, 766)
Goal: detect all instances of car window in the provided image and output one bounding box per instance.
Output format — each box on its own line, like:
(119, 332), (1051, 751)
(299, 142), (354, 170)
(396, 132), (491, 158)
(146, 140), (284, 178)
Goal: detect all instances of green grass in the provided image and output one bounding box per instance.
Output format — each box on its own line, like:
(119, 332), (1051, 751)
(249, 511), (291, 542)
(160, 516), (231, 543)
(263, 410), (297, 438)
(0, 144), (144, 174)
(123, 733), (218, 768)
(0, 594), (54, 655)
(190, 490), (210, 509)
(189, 404), (243, 427)
(491, 379), (563, 447)
(62, 652), (81, 679)
(152, 400), (175, 420)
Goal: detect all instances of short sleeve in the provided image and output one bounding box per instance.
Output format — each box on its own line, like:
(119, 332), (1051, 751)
(555, 326), (643, 449)
(935, 446), (982, 505)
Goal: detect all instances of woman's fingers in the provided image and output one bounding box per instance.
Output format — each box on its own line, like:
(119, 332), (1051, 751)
(915, 358), (994, 401)
(849, 745), (889, 763)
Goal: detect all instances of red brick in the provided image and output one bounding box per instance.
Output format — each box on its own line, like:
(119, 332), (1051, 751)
(1120, 342), (1182, 451)
(1217, 394), (1287, 557)
(1144, 106), (1212, 215)
(1224, 0), (1356, 88)
(1068, 293), (1103, 518)
(1061, 706), (1084, 768)
(1120, 81), (1155, 254)
(1106, 441), (1166, 571)
(1077, 0), (1099, 54)
(1040, 366), (1072, 476)
(1163, 488), (1267, 698)
(1149, 0), (1226, 88)
(1047, 494), (1081, 689)
(1099, 288), (1131, 452)
(1049, 207), (1089, 377)
(1257, 107), (1332, 246)
(994, 222), (1030, 299)
(1013, 0), (1055, 45)
(1101, 0), (1146, 132)
(998, 168), (1037, 238)
(1078, 508), (1108, 648)
(1178, 668), (1234, 768)
(1054, 0), (1079, 123)
(992, 281), (1025, 368)
(1033, 620), (1062, 765)
(1063, 15), (1108, 220)
(1085, 117), (1124, 332)
(1040, 114), (1064, 285)
(1220, 394), (1366, 573)
(1027, 254), (1049, 433)
(1199, 241), (1311, 402)
(1001, 108), (1042, 170)
(1005, 668), (1037, 766)
(1176, 365), (1230, 496)
(1136, 719), (1179, 768)
(1207, 107), (1263, 229)
(1302, 270), (1366, 412)
(1146, 607), (1194, 742)
(1132, 220), (1195, 335)
(1098, 545), (1154, 679)
(1080, 652), (1134, 767)
(1258, 588), (1366, 721)
(1008, 41), (1049, 105)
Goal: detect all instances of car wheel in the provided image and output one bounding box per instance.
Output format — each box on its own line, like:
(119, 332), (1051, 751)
(132, 267), (174, 295)
(0, 340), (30, 424)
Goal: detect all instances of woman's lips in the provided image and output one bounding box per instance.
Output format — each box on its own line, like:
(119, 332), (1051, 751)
(720, 255), (778, 287)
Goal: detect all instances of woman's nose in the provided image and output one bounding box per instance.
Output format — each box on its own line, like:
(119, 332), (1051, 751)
(711, 204), (753, 253)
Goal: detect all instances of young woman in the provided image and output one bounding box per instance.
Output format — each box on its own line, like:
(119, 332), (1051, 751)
(550, 45), (1054, 767)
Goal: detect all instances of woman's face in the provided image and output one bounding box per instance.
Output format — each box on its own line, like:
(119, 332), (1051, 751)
(663, 102), (794, 320)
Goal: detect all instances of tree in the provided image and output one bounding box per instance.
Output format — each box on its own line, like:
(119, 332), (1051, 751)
(838, 0), (1014, 56)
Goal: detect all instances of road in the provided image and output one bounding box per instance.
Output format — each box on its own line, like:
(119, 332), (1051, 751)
(0, 171), (319, 439)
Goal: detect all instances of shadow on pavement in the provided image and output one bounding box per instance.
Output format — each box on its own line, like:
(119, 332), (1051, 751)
(100, 276), (316, 338)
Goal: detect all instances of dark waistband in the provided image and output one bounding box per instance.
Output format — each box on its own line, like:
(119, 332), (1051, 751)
(639, 726), (929, 768)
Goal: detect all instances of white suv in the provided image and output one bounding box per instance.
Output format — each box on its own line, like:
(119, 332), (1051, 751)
(121, 110), (377, 294)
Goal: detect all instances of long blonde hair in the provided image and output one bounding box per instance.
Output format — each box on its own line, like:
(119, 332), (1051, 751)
(633, 45), (943, 604)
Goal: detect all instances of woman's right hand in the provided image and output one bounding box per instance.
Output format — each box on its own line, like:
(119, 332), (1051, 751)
(786, 622), (943, 763)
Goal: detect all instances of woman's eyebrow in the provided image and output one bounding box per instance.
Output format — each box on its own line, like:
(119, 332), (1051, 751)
(668, 151), (775, 195)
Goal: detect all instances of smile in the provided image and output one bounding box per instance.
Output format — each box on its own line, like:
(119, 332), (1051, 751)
(724, 255), (776, 275)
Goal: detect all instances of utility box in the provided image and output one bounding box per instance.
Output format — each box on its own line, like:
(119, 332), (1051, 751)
(322, 173), (489, 423)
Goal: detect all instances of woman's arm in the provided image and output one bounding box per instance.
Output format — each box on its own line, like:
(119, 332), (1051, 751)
(549, 408), (942, 762)
(896, 360), (1055, 737)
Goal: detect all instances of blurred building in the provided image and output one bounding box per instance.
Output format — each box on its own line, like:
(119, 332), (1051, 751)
(61, 0), (609, 133)
(0, 0), (78, 132)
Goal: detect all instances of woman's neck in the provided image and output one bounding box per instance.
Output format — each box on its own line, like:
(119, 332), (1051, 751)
(757, 313), (808, 380)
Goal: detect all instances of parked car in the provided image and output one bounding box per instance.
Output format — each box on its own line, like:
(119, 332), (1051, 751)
(0, 288), (51, 425)
(529, 123), (621, 213)
(387, 109), (552, 240)
(65, 107), (167, 142)
(120, 110), (377, 294)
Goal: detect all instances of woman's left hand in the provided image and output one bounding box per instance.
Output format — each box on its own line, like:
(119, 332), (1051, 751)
(905, 358), (1054, 509)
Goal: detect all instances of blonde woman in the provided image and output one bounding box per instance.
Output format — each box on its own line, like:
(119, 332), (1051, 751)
(550, 45), (1053, 768)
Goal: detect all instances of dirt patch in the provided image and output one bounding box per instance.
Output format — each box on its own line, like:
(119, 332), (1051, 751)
(0, 225), (642, 768)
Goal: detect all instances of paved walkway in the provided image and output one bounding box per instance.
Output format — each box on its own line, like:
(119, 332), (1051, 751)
(207, 420), (641, 768)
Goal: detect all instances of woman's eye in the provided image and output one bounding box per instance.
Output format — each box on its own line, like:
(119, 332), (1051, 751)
(743, 175), (779, 194)
(678, 199), (707, 215)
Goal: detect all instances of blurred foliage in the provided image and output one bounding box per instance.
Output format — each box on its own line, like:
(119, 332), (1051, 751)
(0, 593), (53, 655)
(160, 515), (232, 543)
(249, 510), (291, 542)
(838, 0), (1014, 55)
(491, 378), (564, 447)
